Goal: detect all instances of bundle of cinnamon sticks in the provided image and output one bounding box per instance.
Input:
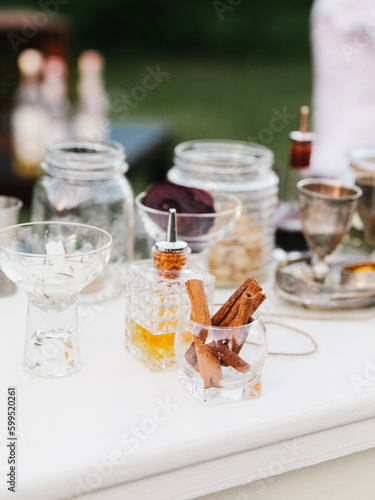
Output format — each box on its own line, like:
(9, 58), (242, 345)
(184, 277), (266, 389)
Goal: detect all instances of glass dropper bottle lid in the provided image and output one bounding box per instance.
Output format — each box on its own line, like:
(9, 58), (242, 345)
(152, 209), (191, 275)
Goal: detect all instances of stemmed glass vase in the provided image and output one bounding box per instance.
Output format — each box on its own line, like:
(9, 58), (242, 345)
(0, 222), (112, 377)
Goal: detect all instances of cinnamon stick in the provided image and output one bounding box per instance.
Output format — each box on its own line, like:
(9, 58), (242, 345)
(185, 280), (222, 388)
(185, 279), (211, 325)
(184, 342), (197, 367)
(249, 292), (266, 318)
(211, 277), (252, 326)
(185, 331), (251, 372)
(212, 277), (262, 327)
(184, 279), (208, 367)
(233, 292), (253, 326)
(231, 291), (266, 356)
(194, 338), (223, 387)
(215, 341), (251, 373)
(219, 288), (266, 362)
(231, 292), (253, 354)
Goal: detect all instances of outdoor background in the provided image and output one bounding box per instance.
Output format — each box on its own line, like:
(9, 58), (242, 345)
(0, 0), (314, 178)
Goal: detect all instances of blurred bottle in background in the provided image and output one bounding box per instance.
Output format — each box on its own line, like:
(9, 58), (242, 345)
(276, 106), (315, 256)
(73, 50), (110, 140)
(41, 56), (71, 145)
(286, 106), (315, 207)
(11, 49), (48, 179)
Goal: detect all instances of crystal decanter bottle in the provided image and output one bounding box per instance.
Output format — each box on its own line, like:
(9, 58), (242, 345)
(125, 209), (215, 372)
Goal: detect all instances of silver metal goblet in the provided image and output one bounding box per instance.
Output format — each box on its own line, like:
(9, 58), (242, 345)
(297, 179), (362, 281)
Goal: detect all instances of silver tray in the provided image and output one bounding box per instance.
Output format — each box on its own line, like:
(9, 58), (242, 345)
(275, 261), (375, 309)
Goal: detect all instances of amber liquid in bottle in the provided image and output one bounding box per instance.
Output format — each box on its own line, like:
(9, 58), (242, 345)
(127, 247), (191, 370)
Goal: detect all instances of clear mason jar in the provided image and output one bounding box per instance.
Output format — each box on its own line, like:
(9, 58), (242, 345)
(168, 140), (278, 287)
(31, 139), (134, 301)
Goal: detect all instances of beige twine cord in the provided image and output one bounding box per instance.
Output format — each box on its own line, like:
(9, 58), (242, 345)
(264, 310), (375, 322)
(262, 308), (375, 357)
(264, 320), (318, 357)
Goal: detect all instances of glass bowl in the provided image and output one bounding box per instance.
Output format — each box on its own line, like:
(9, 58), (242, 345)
(175, 306), (267, 405)
(0, 221), (112, 377)
(135, 191), (241, 268)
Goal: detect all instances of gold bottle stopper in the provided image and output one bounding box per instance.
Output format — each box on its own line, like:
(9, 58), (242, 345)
(152, 209), (191, 275)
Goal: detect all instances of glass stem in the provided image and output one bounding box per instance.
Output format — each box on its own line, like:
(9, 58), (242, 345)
(24, 297), (80, 377)
(312, 257), (329, 282)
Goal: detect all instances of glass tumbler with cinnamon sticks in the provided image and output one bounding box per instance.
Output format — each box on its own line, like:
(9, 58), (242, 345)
(175, 279), (268, 405)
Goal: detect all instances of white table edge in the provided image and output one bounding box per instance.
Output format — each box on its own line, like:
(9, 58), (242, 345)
(75, 417), (375, 500)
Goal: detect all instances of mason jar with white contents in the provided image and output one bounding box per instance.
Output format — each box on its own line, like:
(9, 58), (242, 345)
(32, 139), (134, 301)
(168, 140), (278, 287)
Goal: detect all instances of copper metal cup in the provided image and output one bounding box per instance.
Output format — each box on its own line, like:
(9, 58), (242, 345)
(297, 179), (362, 281)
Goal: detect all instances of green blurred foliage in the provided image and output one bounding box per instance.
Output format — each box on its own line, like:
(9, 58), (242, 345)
(2, 0), (313, 61)
(105, 57), (312, 179)
(1, 0), (313, 191)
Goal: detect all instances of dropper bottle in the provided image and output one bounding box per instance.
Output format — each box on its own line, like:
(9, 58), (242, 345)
(125, 207), (214, 372)
(276, 106), (316, 255)
(287, 105), (316, 203)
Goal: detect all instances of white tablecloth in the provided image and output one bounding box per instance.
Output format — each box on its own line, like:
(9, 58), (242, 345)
(1, 281), (375, 500)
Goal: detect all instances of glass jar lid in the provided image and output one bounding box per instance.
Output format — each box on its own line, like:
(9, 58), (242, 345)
(42, 139), (128, 180)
